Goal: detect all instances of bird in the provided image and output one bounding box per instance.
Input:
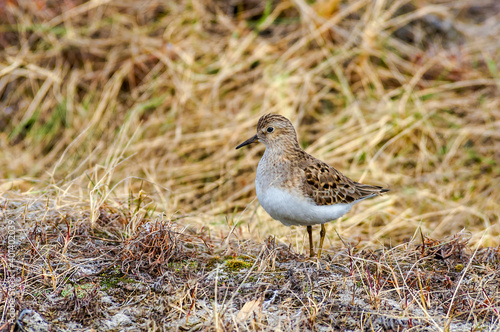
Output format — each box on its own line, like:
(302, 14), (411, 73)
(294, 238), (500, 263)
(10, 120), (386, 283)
(236, 114), (389, 258)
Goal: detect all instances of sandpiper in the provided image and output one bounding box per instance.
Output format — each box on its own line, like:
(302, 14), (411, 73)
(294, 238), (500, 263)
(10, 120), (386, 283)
(236, 114), (389, 258)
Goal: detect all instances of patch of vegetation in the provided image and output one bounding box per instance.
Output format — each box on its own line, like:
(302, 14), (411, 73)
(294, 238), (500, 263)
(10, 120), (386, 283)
(225, 257), (253, 271)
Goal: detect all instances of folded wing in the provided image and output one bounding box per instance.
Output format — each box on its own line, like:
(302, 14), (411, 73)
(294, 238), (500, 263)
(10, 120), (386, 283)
(299, 157), (388, 206)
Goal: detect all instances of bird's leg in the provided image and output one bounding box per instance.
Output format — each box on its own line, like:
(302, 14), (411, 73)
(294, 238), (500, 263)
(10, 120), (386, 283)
(307, 225), (315, 258)
(317, 224), (326, 259)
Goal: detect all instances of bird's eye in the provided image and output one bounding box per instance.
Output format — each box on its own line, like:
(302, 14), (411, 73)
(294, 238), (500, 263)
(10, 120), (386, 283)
(266, 127), (274, 133)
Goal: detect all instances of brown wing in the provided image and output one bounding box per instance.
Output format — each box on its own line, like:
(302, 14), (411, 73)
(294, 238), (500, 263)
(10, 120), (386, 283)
(299, 155), (388, 206)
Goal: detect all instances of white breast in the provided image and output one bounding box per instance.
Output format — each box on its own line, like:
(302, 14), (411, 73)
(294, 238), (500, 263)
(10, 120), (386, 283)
(255, 184), (355, 226)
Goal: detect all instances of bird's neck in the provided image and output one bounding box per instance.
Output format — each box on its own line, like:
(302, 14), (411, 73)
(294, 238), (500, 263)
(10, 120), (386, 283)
(264, 139), (301, 157)
(262, 143), (302, 167)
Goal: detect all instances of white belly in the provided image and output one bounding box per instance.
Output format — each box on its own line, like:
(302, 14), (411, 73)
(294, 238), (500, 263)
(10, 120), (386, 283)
(255, 184), (354, 226)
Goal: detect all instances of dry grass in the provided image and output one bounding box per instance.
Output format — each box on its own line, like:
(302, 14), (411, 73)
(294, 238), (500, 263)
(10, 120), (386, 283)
(1, 0), (500, 330)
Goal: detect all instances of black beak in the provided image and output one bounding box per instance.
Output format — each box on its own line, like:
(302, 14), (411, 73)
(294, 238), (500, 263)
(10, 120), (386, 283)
(235, 134), (259, 149)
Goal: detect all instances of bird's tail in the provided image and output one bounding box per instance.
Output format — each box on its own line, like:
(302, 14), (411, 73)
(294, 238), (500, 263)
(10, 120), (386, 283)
(355, 182), (389, 199)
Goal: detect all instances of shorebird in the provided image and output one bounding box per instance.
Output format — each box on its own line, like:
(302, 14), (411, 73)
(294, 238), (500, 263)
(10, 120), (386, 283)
(236, 114), (389, 258)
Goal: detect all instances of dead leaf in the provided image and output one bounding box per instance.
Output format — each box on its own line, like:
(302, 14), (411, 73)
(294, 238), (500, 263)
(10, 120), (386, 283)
(235, 299), (262, 322)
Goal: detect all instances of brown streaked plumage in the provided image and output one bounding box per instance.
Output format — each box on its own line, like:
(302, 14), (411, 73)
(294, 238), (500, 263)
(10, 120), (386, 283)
(236, 114), (389, 258)
(300, 152), (388, 205)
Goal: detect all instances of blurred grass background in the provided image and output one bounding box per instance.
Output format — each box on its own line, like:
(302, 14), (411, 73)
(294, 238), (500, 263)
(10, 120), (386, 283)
(0, 0), (499, 251)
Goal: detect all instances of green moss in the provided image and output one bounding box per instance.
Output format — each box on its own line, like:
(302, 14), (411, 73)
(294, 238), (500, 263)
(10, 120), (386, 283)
(168, 260), (199, 272)
(61, 282), (95, 298)
(100, 268), (136, 290)
(225, 258), (253, 271)
(205, 256), (223, 270)
(101, 276), (120, 290)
